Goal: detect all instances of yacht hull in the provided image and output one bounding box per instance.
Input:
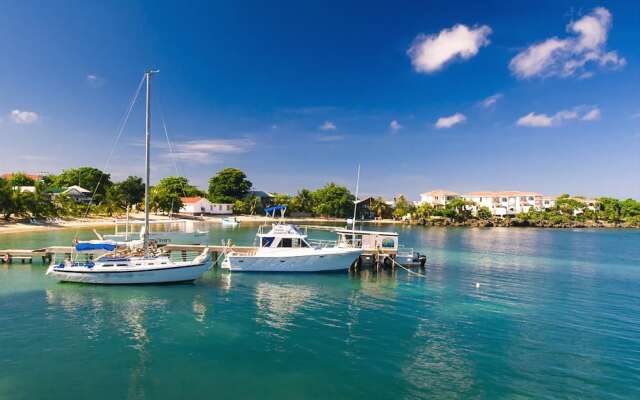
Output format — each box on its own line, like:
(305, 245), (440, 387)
(46, 262), (210, 284)
(222, 249), (362, 272)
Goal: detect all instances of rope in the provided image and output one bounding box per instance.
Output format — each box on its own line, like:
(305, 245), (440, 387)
(157, 95), (193, 216)
(72, 74), (145, 246)
(390, 257), (427, 278)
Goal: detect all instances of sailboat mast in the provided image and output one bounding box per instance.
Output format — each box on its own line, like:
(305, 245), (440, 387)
(352, 164), (360, 232)
(143, 70), (159, 257)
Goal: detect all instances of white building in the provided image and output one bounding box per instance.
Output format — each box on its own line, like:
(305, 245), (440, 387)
(419, 190), (459, 207)
(180, 197), (233, 215)
(542, 196), (556, 209)
(62, 185), (92, 203)
(463, 191), (543, 216)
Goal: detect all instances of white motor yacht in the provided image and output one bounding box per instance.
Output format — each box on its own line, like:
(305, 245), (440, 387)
(221, 222), (362, 272)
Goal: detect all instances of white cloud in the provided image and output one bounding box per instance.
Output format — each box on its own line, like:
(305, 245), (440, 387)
(317, 135), (344, 142)
(407, 24), (492, 73)
(510, 7), (625, 79)
(479, 93), (503, 108)
(319, 121), (336, 131)
(86, 73), (105, 88)
(517, 106), (599, 127)
(435, 113), (466, 129)
(582, 107), (601, 121)
(165, 138), (255, 164)
(10, 109), (39, 124)
(389, 120), (403, 132)
(517, 112), (554, 127)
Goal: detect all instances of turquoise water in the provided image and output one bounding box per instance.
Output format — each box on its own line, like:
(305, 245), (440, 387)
(1, 224), (639, 399)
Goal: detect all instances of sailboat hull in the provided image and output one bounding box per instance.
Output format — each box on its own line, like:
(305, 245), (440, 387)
(46, 261), (210, 284)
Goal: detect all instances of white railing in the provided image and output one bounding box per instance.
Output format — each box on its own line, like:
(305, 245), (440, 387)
(396, 246), (415, 257)
(307, 239), (337, 248)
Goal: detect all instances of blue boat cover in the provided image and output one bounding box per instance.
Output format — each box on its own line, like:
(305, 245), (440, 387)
(75, 242), (117, 252)
(264, 205), (287, 214)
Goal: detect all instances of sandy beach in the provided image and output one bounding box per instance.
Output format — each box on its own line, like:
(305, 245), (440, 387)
(0, 213), (403, 235)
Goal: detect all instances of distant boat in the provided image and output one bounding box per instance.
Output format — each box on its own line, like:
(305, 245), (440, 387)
(46, 70), (212, 284)
(221, 216), (239, 227)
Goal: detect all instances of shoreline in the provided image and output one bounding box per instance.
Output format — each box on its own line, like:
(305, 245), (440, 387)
(0, 214), (636, 235)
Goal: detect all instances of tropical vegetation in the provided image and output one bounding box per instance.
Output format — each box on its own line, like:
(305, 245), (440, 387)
(1, 167), (639, 228)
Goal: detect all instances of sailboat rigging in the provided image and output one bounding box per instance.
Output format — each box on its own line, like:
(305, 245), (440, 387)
(46, 70), (211, 284)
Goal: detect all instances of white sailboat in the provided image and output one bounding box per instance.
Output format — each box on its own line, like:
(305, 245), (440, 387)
(46, 70), (211, 284)
(221, 206), (362, 272)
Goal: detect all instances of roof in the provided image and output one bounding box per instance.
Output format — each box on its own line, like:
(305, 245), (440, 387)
(249, 190), (274, 198)
(420, 190), (459, 196)
(63, 185), (91, 194)
(465, 191), (542, 197)
(1, 172), (44, 181)
(181, 196), (204, 204)
(464, 191), (496, 197)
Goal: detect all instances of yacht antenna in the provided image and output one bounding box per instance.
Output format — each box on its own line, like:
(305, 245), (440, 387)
(143, 69), (159, 257)
(351, 164), (361, 232)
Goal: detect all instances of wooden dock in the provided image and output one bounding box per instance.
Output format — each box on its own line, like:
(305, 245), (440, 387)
(0, 244), (254, 265)
(1, 243), (423, 270)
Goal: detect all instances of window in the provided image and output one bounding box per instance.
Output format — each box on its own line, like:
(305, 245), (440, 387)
(261, 237), (275, 247)
(278, 238), (293, 248)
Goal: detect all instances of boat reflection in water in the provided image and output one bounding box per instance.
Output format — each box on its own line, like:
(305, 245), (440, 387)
(255, 282), (316, 332)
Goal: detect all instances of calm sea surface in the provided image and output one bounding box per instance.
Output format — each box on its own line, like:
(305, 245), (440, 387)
(1, 223), (639, 399)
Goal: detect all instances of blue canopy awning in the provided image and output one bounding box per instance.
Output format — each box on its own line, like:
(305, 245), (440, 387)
(264, 205), (287, 214)
(75, 242), (117, 252)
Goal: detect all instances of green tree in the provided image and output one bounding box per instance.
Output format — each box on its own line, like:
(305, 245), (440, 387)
(0, 178), (12, 219)
(113, 176), (145, 207)
(54, 167), (112, 202)
(8, 172), (35, 187)
(369, 197), (393, 219)
(208, 168), (252, 203)
(393, 195), (416, 219)
(270, 193), (292, 209)
(477, 206), (492, 220)
(99, 186), (127, 216)
(444, 198), (474, 222)
(555, 196), (583, 217)
(290, 189), (315, 214)
(312, 183), (354, 217)
(156, 176), (203, 198)
(150, 186), (182, 215)
(415, 203), (434, 221)
(598, 197), (622, 224)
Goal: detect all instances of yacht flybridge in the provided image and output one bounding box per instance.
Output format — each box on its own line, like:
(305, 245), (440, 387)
(46, 70), (211, 284)
(221, 206), (363, 272)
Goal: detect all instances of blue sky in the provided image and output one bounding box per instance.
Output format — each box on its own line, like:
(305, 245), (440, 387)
(1, 1), (639, 199)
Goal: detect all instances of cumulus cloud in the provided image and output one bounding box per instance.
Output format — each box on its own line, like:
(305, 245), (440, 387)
(408, 24), (492, 73)
(389, 120), (403, 132)
(582, 108), (601, 121)
(317, 135), (344, 142)
(435, 113), (466, 129)
(319, 121), (337, 131)
(10, 109), (39, 124)
(165, 138), (255, 164)
(510, 7), (625, 79)
(517, 106), (599, 127)
(479, 93), (503, 108)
